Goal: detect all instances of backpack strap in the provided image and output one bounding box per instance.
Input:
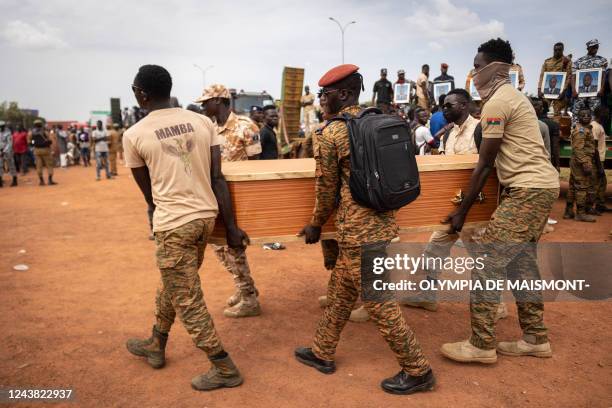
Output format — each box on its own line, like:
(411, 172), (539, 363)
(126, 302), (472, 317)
(357, 107), (383, 118)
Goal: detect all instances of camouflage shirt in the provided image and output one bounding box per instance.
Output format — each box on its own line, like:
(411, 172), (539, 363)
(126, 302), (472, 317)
(538, 55), (572, 90)
(572, 54), (608, 72)
(216, 112), (261, 162)
(310, 105), (398, 247)
(570, 123), (596, 165)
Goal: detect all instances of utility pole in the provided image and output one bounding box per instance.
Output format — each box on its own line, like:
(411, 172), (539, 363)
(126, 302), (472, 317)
(328, 17), (356, 64)
(193, 64), (214, 89)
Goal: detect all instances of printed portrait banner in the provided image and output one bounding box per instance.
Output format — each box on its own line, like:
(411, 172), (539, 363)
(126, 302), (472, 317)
(542, 71), (567, 99)
(394, 83), (410, 104)
(576, 68), (602, 98)
(433, 81), (453, 104)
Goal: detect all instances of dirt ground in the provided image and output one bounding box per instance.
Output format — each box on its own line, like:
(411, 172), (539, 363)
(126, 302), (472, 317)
(1, 165), (611, 408)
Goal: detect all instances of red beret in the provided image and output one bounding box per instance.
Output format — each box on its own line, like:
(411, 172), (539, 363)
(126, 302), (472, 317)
(318, 64), (360, 87)
(441, 63), (449, 69)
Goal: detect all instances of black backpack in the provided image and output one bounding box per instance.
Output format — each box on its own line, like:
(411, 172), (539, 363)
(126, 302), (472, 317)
(329, 107), (420, 212)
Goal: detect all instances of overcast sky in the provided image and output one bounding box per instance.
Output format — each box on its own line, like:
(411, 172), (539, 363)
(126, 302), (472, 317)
(1, 0), (610, 120)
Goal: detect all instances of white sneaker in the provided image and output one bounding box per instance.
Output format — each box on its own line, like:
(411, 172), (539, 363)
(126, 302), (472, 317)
(547, 218), (558, 225)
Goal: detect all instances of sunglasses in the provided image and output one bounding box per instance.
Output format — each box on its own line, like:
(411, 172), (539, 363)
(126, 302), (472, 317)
(317, 88), (340, 98)
(131, 84), (144, 93)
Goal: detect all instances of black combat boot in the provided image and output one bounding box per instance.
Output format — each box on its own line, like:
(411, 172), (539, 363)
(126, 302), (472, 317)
(126, 326), (168, 369)
(381, 369), (436, 395)
(294, 347), (336, 374)
(562, 204), (574, 219)
(191, 352), (243, 391)
(10, 176), (17, 187)
(48, 175), (57, 185)
(39, 176), (45, 186)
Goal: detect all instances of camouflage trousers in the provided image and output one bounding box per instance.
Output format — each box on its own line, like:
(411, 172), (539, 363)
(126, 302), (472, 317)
(34, 147), (54, 177)
(213, 245), (257, 296)
(469, 187), (559, 350)
(0, 151), (17, 177)
(567, 159), (597, 213)
(312, 245), (431, 376)
(154, 218), (224, 356)
(109, 150), (118, 174)
(595, 169), (607, 207)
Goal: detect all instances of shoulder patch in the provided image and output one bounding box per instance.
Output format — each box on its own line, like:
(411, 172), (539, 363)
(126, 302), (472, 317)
(486, 117), (503, 126)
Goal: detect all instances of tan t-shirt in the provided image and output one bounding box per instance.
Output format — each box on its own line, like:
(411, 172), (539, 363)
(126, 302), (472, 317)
(591, 121), (606, 161)
(123, 108), (224, 232)
(481, 84), (559, 188)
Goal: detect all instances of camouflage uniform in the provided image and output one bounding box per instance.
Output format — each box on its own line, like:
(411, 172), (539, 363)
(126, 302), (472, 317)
(217, 112), (261, 162)
(572, 54), (608, 119)
(154, 217), (224, 355)
(29, 129), (54, 177)
(566, 124), (598, 214)
(301, 92), (317, 136)
(538, 55), (572, 115)
(213, 111), (261, 300)
(309, 105), (430, 376)
(0, 129), (17, 178)
(469, 187), (559, 350)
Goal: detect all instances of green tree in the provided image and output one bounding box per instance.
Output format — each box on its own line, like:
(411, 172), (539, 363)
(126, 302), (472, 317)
(0, 101), (44, 129)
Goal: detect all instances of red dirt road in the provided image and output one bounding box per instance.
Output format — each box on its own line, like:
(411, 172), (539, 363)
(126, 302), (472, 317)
(1, 165), (611, 407)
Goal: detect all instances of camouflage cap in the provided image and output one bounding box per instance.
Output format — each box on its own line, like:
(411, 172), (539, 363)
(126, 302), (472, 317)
(194, 84), (231, 103)
(397, 69), (405, 75)
(586, 39), (599, 47)
(33, 119), (43, 125)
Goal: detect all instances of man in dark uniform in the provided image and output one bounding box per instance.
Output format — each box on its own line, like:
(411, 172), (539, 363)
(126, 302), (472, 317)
(249, 105), (264, 130)
(295, 64), (435, 395)
(28, 119), (57, 186)
(372, 68), (393, 113)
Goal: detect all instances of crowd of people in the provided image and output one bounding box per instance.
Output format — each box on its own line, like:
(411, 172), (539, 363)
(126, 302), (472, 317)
(0, 35), (609, 395)
(0, 119), (127, 186)
(113, 35), (611, 397)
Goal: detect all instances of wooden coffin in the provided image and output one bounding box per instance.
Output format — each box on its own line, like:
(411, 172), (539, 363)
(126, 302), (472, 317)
(211, 155), (499, 243)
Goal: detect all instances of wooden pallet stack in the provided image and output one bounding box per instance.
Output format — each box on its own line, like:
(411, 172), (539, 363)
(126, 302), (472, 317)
(279, 67), (304, 141)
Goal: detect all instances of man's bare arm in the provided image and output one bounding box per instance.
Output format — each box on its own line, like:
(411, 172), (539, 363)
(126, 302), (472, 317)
(443, 137), (502, 233)
(210, 145), (249, 248)
(130, 166), (155, 209)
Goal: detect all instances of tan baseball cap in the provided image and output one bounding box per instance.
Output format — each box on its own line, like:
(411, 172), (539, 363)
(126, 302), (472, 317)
(194, 84), (231, 103)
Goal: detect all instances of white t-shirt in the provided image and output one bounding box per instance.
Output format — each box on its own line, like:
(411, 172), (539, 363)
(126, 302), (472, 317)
(414, 126), (434, 155)
(92, 129), (109, 152)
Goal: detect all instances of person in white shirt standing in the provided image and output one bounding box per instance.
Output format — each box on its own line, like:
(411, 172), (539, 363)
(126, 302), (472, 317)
(92, 120), (112, 180)
(592, 106), (610, 214)
(413, 108), (435, 155)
